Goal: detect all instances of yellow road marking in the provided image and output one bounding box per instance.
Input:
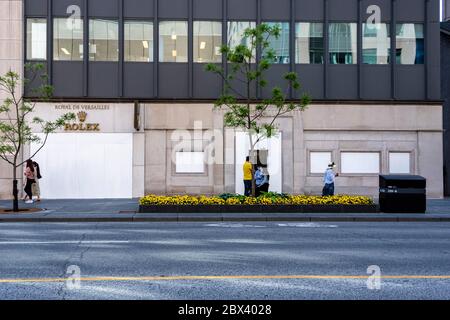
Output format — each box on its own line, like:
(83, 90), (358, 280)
(1, 275), (450, 284)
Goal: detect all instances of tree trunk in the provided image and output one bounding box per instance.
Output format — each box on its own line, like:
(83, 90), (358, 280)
(249, 139), (256, 197)
(12, 167), (19, 212)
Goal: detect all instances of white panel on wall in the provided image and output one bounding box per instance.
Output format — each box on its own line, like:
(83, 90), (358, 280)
(235, 132), (282, 195)
(176, 152), (205, 173)
(310, 152), (332, 174)
(30, 133), (133, 199)
(341, 152), (380, 174)
(389, 152), (411, 174)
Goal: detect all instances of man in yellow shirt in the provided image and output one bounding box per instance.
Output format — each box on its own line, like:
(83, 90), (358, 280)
(243, 156), (253, 196)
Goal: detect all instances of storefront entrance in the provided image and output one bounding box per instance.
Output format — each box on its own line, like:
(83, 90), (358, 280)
(30, 133), (133, 199)
(235, 132), (282, 195)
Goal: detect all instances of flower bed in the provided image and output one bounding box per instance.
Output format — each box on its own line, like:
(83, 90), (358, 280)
(139, 193), (377, 214)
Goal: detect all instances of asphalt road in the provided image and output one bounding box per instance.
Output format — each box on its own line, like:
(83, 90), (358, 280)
(0, 221), (449, 300)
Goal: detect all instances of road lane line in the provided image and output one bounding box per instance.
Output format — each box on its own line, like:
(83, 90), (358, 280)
(1, 275), (450, 284)
(0, 241), (131, 245)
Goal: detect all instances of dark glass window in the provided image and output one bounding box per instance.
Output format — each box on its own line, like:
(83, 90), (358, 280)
(362, 23), (390, 64)
(193, 21), (222, 63)
(124, 21), (153, 62)
(329, 23), (357, 64)
(396, 23), (424, 65)
(227, 21), (256, 62)
(89, 19), (119, 61)
(26, 18), (47, 60)
(159, 21), (188, 62)
(54, 18), (83, 61)
(263, 22), (290, 64)
(295, 22), (324, 64)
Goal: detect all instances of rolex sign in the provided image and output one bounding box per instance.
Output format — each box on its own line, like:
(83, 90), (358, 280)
(64, 111), (100, 132)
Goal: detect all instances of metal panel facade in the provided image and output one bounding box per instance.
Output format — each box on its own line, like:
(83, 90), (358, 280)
(24, 0), (441, 101)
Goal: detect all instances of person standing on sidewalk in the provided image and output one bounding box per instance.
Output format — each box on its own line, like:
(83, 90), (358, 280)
(23, 159), (36, 204)
(243, 156), (253, 196)
(255, 166), (269, 197)
(32, 161), (42, 202)
(322, 162), (339, 196)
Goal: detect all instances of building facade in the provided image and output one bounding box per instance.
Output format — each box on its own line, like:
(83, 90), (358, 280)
(0, 0), (444, 199)
(441, 21), (450, 196)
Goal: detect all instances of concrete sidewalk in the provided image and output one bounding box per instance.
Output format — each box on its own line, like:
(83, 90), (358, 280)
(1, 198), (450, 223)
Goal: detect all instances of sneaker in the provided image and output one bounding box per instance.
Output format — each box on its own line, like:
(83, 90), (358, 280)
(25, 200), (33, 204)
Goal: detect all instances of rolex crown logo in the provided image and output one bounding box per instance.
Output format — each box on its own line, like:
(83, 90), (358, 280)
(77, 111), (87, 123)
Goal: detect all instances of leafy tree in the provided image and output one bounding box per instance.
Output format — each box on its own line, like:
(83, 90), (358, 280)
(206, 23), (311, 196)
(0, 64), (75, 212)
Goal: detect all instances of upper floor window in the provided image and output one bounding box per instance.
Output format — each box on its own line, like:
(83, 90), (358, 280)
(159, 21), (188, 63)
(295, 22), (324, 64)
(193, 21), (222, 63)
(396, 23), (424, 65)
(53, 17), (83, 61)
(124, 21), (153, 62)
(362, 23), (390, 64)
(227, 21), (255, 49)
(89, 19), (119, 61)
(26, 18), (47, 60)
(263, 22), (290, 64)
(329, 23), (357, 64)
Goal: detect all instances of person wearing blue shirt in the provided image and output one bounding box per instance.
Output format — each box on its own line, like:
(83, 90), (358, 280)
(255, 166), (269, 196)
(322, 162), (339, 196)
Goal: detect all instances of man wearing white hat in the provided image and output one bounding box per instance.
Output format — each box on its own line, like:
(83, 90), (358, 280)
(322, 162), (339, 196)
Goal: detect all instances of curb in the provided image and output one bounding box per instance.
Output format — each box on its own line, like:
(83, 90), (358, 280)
(139, 204), (379, 214)
(1, 216), (450, 223)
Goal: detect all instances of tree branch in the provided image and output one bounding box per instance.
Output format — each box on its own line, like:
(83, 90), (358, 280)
(0, 152), (14, 166)
(18, 132), (49, 167)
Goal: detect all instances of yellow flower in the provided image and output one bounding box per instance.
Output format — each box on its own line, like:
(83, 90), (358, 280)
(139, 194), (373, 206)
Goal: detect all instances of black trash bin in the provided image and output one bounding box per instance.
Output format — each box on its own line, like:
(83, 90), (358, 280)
(379, 175), (426, 213)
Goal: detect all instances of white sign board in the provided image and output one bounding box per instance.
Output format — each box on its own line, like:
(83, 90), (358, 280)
(30, 133), (133, 199)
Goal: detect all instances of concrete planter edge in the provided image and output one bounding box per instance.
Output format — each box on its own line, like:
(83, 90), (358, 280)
(138, 204), (379, 214)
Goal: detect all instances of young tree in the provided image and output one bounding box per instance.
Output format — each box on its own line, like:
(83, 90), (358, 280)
(0, 64), (75, 212)
(206, 23), (311, 196)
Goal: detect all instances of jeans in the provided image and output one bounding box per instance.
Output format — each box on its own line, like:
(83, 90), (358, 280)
(322, 183), (335, 196)
(244, 180), (252, 196)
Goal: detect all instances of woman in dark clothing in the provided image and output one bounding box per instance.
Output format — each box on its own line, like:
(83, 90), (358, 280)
(23, 159), (36, 204)
(32, 161), (42, 201)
